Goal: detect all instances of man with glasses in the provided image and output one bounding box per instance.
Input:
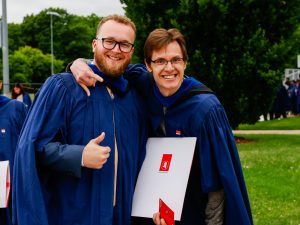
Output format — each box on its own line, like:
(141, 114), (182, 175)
(13, 15), (147, 225)
(70, 28), (253, 225)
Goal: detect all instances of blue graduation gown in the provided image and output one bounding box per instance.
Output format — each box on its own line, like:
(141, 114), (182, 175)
(0, 96), (27, 225)
(22, 92), (32, 108)
(13, 72), (147, 225)
(127, 64), (253, 225)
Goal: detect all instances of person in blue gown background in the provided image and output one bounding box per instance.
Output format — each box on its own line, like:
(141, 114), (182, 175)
(71, 28), (253, 225)
(11, 83), (32, 109)
(0, 96), (27, 225)
(12, 15), (147, 225)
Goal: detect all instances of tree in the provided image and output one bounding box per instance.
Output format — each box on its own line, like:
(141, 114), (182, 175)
(8, 8), (100, 71)
(9, 46), (64, 84)
(8, 23), (25, 53)
(122, 0), (300, 128)
(4, 8), (101, 86)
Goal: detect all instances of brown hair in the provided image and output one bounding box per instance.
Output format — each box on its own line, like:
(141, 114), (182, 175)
(144, 28), (188, 65)
(96, 14), (136, 38)
(11, 83), (24, 99)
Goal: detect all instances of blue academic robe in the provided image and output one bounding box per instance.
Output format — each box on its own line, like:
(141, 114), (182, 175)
(0, 96), (27, 225)
(22, 92), (32, 108)
(127, 64), (253, 225)
(13, 71), (147, 225)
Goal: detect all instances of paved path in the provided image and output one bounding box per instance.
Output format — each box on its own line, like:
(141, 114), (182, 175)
(233, 130), (300, 134)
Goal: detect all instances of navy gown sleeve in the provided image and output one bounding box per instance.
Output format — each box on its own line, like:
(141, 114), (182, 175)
(124, 64), (151, 97)
(40, 142), (84, 177)
(196, 103), (253, 225)
(12, 75), (77, 225)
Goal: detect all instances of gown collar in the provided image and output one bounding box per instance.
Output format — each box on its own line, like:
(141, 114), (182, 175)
(88, 63), (129, 95)
(153, 76), (202, 107)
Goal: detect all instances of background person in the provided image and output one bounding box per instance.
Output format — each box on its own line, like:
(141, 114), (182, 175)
(0, 95), (27, 225)
(11, 83), (32, 108)
(70, 28), (253, 225)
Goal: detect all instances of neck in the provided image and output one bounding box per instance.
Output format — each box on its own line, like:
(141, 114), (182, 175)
(159, 87), (179, 97)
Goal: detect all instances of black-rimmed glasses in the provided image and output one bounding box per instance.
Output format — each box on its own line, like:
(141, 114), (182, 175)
(96, 37), (134, 53)
(151, 57), (184, 66)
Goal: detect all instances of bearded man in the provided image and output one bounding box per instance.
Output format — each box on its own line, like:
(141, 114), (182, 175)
(13, 15), (147, 225)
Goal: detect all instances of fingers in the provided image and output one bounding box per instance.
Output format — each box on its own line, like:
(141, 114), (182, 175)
(79, 82), (91, 96)
(89, 73), (104, 83)
(153, 213), (161, 225)
(78, 73), (102, 96)
(71, 58), (102, 89)
(153, 213), (167, 225)
(77, 70), (97, 86)
(82, 133), (111, 169)
(160, 219), (167, 225)
(93, 132), (105, 145)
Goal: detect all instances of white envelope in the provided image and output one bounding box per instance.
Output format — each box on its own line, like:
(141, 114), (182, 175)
(131, 137), (196, 221)
(0, 160), (10, 208)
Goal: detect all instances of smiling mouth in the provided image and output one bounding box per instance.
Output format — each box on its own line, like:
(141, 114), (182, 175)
(107, 54), (122, 61)
(162, 74), (177, 79)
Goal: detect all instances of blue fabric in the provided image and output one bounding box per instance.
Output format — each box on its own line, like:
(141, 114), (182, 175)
(13, 72), (147, 225)
(0, 97), (27, 225)
(40, 142), (84, 178)
(89, 63), (129, 94)
(127, 64), (253, 225)
(0, 95), (10, 106)
(153, 77), (202, 107)
(22, 92), (32, 108)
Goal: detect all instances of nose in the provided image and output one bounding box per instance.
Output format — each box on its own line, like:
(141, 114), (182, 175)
(164, 61), (174, 70)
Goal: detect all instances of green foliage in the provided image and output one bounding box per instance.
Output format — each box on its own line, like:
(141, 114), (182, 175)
(238, 117), (300, 130)
(8, 23), (25, 52)
(57, 14), (99, 63)
(238, 134), (300, 224)
(5, 8), (101, 85)
(9, 46), (64, 83)
(18, 8), (100, 65)
(122, 0), (300, 128)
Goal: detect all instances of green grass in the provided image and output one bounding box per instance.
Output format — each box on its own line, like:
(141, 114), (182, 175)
(237, 134), (300, 225)
(237, 117), (300, 130)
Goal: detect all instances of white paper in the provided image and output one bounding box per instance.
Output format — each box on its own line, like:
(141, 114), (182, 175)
(0, 160), (10, 208)
(131, 137), (196, 221)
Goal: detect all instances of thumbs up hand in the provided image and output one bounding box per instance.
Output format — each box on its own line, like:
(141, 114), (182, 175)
(82, 132), (111, 169)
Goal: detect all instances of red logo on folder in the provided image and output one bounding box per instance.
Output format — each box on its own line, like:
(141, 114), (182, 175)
(159, 154), (172, 172)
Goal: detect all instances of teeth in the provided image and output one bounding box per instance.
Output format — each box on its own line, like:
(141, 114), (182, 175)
(162, 75), (176, 79)
(108, 55), (120, 61)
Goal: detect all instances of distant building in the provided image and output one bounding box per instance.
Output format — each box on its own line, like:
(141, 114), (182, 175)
(284, 68), (300, 82)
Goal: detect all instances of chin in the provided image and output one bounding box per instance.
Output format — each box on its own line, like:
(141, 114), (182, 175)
(164, 82), (181, 90)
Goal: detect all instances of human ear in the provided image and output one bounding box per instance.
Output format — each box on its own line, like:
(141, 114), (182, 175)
(92, 39), (97, 53)
(144, 59), (152, 72)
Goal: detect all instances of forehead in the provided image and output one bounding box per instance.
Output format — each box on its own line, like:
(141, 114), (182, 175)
(151, 41), (183, 58)
(98, 20), (135, 42)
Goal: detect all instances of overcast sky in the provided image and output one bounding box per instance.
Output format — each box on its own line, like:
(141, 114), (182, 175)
(3, 0), (125, 23)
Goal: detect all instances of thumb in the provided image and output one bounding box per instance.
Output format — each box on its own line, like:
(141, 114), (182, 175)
(93, 132), (105, 144)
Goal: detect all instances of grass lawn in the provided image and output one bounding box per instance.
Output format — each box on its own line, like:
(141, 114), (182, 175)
(237, 117), (300, 130)
(237, 134), (300, 225)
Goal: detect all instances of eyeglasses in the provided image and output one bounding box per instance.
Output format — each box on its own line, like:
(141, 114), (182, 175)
(96, 37), (134, 53)
(151, 57), (184, 66)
